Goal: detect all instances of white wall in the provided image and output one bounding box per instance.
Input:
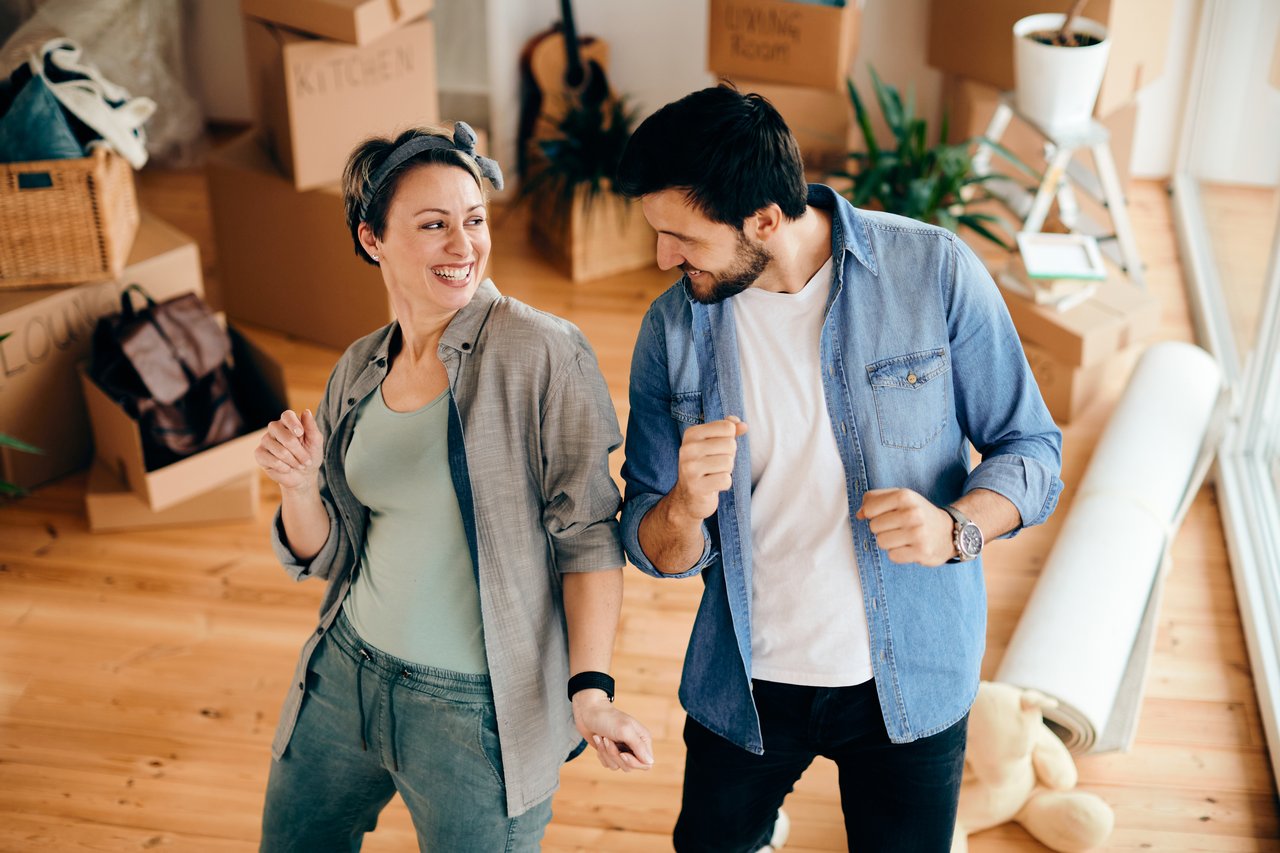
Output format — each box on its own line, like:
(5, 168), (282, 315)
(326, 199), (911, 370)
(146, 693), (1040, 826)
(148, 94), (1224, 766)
(478, 0), (1215, 183)
(190, 0), (1207, 182)
(1185, 0), (1280, 186)
(1130, 0), (1198, 180)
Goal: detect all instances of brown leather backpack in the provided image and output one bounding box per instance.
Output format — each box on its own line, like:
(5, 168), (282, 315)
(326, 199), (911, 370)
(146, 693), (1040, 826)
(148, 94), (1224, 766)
(90, 285), (244, 470)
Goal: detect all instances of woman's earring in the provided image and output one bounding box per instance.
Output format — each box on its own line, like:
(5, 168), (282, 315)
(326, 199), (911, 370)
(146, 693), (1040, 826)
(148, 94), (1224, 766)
(372, 254), (380, 262)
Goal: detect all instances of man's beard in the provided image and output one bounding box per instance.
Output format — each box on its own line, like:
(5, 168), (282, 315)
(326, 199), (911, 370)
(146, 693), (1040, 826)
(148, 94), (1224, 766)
(685, 231), (772, 305)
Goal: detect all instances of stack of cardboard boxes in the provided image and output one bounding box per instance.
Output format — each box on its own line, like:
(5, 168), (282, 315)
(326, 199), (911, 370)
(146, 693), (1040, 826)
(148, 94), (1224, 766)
(924, 0), (1174, 423)
(1006, 271), (1162, 423)
(0, 209), (285, 530)
(707, 0), (863, 175)
(208, 0), (443, 350)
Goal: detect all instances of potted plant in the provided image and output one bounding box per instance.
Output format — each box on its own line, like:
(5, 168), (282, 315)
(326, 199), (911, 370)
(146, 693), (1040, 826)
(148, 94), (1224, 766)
(834, 69), (1034, 251)
(0, 333), (43, 497)
(521, 97), (655, 282)
(1013, 1), (1112, 132)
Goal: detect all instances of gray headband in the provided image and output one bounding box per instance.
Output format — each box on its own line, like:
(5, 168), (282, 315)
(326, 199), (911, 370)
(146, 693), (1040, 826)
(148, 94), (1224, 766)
(359, 121), (503, 220)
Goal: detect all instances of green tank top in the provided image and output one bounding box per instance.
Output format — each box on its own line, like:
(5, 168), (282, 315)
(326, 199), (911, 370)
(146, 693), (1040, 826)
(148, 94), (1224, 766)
(341, 385), (487, 673)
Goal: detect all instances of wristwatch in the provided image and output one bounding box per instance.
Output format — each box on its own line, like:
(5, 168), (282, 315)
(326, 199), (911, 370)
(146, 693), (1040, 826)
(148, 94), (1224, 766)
(943, 504), (984, 563)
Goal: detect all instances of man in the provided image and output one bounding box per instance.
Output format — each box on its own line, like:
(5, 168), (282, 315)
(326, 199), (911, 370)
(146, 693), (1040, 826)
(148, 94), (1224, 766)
(615, 85), (1064, 852)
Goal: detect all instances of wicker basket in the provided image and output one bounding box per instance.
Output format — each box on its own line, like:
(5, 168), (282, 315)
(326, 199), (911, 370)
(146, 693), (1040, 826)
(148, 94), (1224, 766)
(0, 147), (140, 290)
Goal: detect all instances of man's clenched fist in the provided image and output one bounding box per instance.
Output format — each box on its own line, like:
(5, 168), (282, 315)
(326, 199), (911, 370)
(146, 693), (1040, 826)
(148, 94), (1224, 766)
(670, 416), (748, 521)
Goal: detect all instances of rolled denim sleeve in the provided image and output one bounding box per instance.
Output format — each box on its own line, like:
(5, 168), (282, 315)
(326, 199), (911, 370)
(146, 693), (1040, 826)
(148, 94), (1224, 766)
(620, 305), (716, 578)
(541, 344), (626, 574)
(947, 236), (1064, 534)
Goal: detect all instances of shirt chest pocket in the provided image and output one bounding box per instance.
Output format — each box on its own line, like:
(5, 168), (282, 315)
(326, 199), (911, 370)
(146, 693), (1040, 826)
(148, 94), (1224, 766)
(866, 349), (949, 450)
(669, 391), (705, 426)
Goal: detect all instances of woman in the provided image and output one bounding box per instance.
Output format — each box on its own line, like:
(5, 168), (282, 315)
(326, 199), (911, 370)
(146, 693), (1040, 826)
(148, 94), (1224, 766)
(256, 122), (652, 852)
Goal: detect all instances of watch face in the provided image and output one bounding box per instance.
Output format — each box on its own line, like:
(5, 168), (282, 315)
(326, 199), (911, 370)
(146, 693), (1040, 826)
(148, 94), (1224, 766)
(959, 523), (983, 558)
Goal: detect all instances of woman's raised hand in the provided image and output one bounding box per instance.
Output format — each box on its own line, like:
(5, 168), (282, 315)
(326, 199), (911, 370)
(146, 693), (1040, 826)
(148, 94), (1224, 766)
(255, 409), (324, 493)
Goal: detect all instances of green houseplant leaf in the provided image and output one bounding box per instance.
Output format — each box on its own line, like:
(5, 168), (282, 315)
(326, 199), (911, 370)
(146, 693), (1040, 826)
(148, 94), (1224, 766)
(838, 69), (1034, 251)
(520, 95), (639, 228)
(0, 332), (43, 497)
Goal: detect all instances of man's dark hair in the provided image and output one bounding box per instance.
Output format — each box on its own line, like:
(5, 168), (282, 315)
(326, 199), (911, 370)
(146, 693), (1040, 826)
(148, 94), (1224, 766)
(615, 84), (808, 228)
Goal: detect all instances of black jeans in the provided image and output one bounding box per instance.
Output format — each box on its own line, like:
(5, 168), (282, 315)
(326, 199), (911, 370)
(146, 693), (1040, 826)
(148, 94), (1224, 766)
(673, 679), (968, 853)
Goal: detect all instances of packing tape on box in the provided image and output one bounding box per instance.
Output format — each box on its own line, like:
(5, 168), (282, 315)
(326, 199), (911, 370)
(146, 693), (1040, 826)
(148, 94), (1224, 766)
(995, 341), (1224, 754)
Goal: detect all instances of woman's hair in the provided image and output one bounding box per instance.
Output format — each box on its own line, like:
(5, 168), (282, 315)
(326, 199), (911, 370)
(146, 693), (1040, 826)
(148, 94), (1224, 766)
(341, 125), (486, 265)
(615, 84), (807, 228)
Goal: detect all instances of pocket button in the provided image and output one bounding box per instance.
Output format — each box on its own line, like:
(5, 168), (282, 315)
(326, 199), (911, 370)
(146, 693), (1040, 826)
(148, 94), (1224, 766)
(907, 373), (918, 385)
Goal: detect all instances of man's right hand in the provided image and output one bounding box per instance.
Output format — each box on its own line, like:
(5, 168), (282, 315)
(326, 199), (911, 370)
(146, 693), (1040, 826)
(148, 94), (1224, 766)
(669, 416), (748, 521)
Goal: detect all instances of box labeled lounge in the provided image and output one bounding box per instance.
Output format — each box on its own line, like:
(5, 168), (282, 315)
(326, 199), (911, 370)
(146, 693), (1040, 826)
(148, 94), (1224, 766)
(206, 132), (393, 349)
(708, 0), (861, 91)
(85, 462), (259, 532)
(241, 0), (434, 45)
(79, 326), (287, 512)
(244, 15), (440, 190)
(0, 214), (203, 490)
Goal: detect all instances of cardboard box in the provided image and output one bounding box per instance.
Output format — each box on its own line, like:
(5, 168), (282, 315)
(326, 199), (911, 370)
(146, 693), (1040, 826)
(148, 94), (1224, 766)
(85, 462), (259, 532)
(241, 0), (433, 45)
(708, 0), (861, 91)
(942, 75), (1138, 188)
(927, 0), (1173, 119)
(206, 132), (394, 349)
(80, 325), (287, 511)
(0, 214), (203, 490)
(529, 184), (655, 282)
(1000, 275), (1161, 368)
(1023, 340), (1108, 423)
(244, 16), (440, 190)
(739, 79), (854, 173)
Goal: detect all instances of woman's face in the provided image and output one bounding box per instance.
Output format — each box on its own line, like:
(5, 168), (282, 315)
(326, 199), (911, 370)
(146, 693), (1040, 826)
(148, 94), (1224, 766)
(366, 163), (491, 317)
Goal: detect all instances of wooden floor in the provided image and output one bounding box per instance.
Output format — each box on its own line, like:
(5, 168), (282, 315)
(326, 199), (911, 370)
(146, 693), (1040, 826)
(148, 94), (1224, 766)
(1, 166), (1277, 852)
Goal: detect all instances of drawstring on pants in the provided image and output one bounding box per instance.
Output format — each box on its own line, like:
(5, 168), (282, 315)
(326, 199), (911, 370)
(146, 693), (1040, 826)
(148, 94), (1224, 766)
(388, 668), (410, 772)
(355, 647), (372, 751)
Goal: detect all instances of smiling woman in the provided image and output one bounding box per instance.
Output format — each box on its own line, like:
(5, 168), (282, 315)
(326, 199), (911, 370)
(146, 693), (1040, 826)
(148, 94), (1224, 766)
(251, 122), (654, 852)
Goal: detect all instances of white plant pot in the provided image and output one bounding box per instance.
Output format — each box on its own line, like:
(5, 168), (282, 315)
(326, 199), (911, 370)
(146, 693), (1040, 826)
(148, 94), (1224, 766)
(1013, 13), (1111, 133)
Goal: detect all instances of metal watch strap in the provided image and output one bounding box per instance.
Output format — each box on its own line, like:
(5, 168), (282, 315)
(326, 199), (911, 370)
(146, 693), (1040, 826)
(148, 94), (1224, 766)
(943, 504), (976, 563)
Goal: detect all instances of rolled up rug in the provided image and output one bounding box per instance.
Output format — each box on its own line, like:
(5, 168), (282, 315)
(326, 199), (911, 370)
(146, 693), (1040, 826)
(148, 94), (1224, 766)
(996, 341), (1224, 753)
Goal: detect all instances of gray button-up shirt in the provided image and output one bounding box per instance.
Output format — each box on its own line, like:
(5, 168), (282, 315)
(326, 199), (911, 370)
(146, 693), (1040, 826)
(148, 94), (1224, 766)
(269, 280), (625, 817)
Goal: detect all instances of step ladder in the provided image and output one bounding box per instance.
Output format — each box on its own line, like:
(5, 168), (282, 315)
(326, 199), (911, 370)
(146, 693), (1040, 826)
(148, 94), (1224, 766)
(972, 92), (1146, 287)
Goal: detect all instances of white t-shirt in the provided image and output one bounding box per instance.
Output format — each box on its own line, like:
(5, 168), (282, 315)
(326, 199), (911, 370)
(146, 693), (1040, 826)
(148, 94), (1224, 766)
(732, 256), (874, 687)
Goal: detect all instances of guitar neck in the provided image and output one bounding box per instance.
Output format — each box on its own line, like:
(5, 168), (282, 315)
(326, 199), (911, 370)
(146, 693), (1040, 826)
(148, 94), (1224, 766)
(560, 0), (585, 87)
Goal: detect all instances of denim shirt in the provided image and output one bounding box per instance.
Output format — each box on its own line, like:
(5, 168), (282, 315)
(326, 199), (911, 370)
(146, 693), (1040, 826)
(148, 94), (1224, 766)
(619, 186), (1064, 753)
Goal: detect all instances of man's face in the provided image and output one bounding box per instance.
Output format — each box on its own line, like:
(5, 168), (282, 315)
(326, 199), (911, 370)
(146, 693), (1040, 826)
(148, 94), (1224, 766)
(641, 190), (772, 304)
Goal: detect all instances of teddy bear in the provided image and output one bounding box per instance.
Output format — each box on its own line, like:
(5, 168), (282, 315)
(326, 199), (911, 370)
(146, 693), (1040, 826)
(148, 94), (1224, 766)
(951, 681), (1115, 853)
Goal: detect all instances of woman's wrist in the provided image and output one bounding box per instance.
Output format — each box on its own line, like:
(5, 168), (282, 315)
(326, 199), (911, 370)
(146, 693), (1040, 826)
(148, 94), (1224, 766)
(568, 670), (615, 703)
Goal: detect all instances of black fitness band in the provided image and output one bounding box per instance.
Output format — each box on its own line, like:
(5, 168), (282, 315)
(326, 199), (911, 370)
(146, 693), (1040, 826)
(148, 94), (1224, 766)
(567, 671), (615, 703)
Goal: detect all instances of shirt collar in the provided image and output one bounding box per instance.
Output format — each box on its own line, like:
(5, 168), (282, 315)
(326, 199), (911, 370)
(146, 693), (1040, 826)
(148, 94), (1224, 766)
(808, 183), (877, 275)
(363, 278), (501, 366)
(679, 183), (878, 303)
(440, 278), (500, 354)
